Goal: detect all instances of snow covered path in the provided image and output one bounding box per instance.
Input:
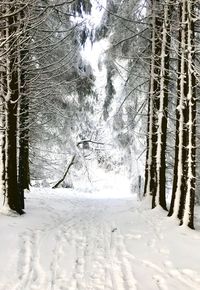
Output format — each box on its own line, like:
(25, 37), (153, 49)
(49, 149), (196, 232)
(0, 188), (200, 290)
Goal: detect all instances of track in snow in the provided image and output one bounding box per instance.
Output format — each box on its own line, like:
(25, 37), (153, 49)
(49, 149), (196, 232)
(0, 190), (200, 290)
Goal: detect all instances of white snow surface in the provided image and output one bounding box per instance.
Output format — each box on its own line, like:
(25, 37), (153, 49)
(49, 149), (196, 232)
(1, 181), (200, 289)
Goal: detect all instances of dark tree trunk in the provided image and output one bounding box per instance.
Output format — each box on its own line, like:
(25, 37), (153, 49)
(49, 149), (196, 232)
(145, 0), (172, 210)
(168, 3), (182, 217)
(151, 8), (162, 207)
(180, 0), (196, 229)
(157, 2), (171, 210)
(18, 94), (30, 209)
(0, 13), (7, 204)
(169, 0), (196, 228)
(144, 97), (150, 196)
(151, 0), (171, 210)
(144, 0), (162, 203)
(18, 47), (30, 209)
(6, 9), (24, 214)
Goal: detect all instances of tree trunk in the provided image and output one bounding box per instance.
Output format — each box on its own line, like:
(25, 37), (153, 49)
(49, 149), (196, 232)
(181, 0), (196, 229)
(144, 0), (162, 200)
(7, 11), (23, 213)
(18, 10), (30, 209)
(169, 0), (187, 221)
(3, 4), (24, 214)
(18, 61), (30, 209)
(153, 0), (171, 210)
(169, 0), (196, 229)
(144, 0), (168, 210)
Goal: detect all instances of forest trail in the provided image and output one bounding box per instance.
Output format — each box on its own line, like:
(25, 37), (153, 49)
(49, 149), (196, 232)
(0, 188), (200, 290)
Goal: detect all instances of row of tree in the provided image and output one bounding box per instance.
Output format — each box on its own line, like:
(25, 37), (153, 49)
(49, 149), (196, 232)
(0, 1), (31, 213)
(144, 0), (198, 229)
(96, 0), (199, 228)
(0, 0), (95, 213)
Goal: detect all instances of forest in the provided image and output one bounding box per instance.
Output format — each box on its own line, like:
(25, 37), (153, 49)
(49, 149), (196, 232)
(1, 0), (200, 226)
(1, 0), (200, 289)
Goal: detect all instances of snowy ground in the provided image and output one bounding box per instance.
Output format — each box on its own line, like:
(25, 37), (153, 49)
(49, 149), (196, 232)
(0, 180), (200, 290)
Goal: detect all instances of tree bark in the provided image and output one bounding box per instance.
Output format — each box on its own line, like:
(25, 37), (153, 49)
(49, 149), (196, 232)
(144, 0), (162, 199)
(169, 0), (196, 229)
(153, 0), (171, 210)
(18, 9), (30, 209)
(144, 0), (168, 210)
(6, 9), (24, 213)
(52, 155), (76, 189)
(1, 3), (28, 214)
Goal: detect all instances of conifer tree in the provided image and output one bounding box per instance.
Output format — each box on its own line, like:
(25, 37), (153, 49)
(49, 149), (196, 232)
(169, 0), (196, 229)
(144, 0), (171, 210)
